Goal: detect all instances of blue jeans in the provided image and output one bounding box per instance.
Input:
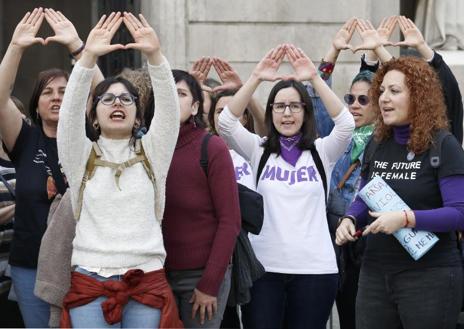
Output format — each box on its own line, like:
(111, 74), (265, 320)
(356, 265), (462, 329)
(10, 266), (50, 328)
(69, 267), (161, 328)
(242, 272), (338, 329)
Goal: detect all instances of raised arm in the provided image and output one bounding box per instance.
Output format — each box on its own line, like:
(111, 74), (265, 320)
(227, 45), (285, 118)
(395, 16), (463, 142)
(323, 17), (356, 64)
(353, 18), (393, 63)
(44, 8), (104, 88)
(58, 13), (123, 188)
(0, 8), (45, 151)
(123, 12), (180, 176)
(213, 57), (266, 136)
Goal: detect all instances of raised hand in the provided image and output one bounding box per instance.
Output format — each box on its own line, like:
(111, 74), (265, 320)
(212, 58), (242, 93)
(84, 12), (124, 58)
(10, 8), (45, 49)
(394, 16), (425, 48)
(44, 8), (82, 52)
(377, 16), (397, 46)
(123, 12), (161, 60)
(352, 19), (383, 52)
(252, 45), (285, 82)
(284, 44), (318, 82)
(332, 17), (356, 51)
(190, 57), (212, 88)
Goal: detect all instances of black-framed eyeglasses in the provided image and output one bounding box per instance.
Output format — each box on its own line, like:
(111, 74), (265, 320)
(344, 94), (369, 106)
(98, 93), (137, 106)
(271, 102), (305, 113)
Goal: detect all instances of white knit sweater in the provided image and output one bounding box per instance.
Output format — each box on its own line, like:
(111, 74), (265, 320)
(57, 58), (179, 271)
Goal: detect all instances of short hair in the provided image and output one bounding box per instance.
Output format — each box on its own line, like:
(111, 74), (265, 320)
(351, 70), (375, 86)
(262, 80), (317, 154)
(29, 68), (69, 127)
(172, 69), (205, 128)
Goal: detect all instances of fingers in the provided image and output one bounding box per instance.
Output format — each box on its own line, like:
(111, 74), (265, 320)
(206, 303), (213, 322)
(95, 15), (107, 29)
(26, 8), (41, 25)
(212, 58), (225, 76)
(44, 8), (58, 25)
(20, 12), (31, 25)
(198, 57), (212, 75)
(101, 12), (115, 29)
(199, 305), (206, 325)
(138, 14), (150, 28)
(191, 301), (199, 320)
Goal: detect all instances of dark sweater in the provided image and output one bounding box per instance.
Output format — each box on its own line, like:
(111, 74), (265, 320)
(163, 122), (241, 296)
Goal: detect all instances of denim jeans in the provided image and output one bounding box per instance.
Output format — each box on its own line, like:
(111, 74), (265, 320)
(241, 272), (338, 329)
(9, 266), (50, 328)
(356, 265), (463, 329)
(69, 267), (161, 328)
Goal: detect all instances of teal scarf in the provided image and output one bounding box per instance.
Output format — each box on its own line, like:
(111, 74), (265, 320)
(351, 125), (374, 163)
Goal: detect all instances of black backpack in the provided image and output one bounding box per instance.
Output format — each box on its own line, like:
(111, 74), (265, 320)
(200, 134), (264, 235)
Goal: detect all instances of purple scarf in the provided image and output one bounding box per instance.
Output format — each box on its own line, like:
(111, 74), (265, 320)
(279, 133), (303, 167)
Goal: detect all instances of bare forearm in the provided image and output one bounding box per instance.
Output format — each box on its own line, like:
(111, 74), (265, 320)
(416, 41), (434, 61)
(0, 44), (24, 106)
(323, 45), (340, 65)
(374, 45), (393, 63)
(0, 204), (15, 225)
(228, 75), (261, 118)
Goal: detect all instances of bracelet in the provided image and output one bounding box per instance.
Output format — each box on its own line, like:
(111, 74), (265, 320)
(318, 59), (335, 81)
(337, 215), (356, 228)
(402, 210), (410, 228)
(70, 43), (85, 58)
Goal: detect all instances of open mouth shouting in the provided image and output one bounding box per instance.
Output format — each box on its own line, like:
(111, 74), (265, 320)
(109, 109), (127, 121)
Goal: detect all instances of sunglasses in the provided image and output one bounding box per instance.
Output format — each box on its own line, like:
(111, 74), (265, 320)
(344, 94), (370, 106)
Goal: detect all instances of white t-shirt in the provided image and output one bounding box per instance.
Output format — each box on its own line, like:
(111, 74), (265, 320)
(218, 106), (355, 274)
(230, 149), (255, 190)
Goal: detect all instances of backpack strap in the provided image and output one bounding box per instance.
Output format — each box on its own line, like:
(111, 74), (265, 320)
(200, 133), (213, 176)
(256, 148), (271, 187)
(337, 160), (360, 190)
(310, 145), (328, 203)
(74, 141), (155, 220)
(75, 143), (100, 220)
(361, 135), (379, 174)
(135, 139), (156, 185)
(430, 129), (452, 168)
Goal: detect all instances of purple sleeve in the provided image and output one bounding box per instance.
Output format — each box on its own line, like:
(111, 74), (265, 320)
(414, 175), (464, 232)
(345, 176), (369, 228)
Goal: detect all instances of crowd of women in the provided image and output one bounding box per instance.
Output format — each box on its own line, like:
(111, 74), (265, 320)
(1, 7), (464, 329)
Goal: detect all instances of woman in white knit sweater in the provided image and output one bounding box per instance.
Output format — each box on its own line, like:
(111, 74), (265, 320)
(56, 12), (181, 328)
(218, 44), (355, 329)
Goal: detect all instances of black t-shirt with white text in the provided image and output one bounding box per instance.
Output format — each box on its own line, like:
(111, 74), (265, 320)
(7, 121), (65, 268)
(362, 135), (464, 271)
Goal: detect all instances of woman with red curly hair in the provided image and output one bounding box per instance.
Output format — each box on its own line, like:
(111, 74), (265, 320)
(336, 56), (464, 329)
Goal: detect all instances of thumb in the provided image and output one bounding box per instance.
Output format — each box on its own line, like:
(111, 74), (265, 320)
(348, 223), (356, 236)
(189, 293), (195, 304)
(124, 43), (140, 50)
(393, 41), (407, 47)
(213, 85), (228, 93)
(33, 37), (46, 46)
(44, 36), (60, 45)
(383, 41), (393, 46)
(369, 211), (380, 218)
(108, 44), (125, 52)
(280, 74), (295, 81)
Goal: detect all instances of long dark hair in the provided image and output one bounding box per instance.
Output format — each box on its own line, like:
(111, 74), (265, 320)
(29, 68), (69, 127)
(261, 80), (317, 154)
(172, 69), (205, 128)
(88, 77), (143, 139)
(208, 89), (254, 135)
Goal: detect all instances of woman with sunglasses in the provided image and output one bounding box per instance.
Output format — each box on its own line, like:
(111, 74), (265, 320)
(56, 12), (182, 327)
(310, 17), (396, 329)
(218, 44), (354, 329)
